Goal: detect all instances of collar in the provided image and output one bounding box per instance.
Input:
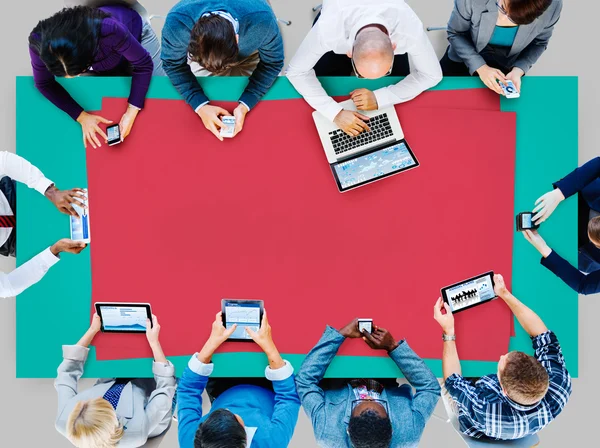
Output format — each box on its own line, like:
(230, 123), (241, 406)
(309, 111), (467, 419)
(502, 392), (541, 412)
(343, 383), (392, 424)
(114, 381), (134, 419)
(245, 426), (257, 445)
(349, 17), (389, 47)
(202, 11), (239, 34)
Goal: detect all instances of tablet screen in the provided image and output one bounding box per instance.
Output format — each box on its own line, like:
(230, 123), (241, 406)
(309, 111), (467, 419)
(333, 142), (418, 190)
(98, 305), (148, 332)
(224, 301), (261, 340)
(444, 273), (496, 312)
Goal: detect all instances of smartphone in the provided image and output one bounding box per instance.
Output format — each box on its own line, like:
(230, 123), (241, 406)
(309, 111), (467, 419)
(501, 80), (520, 99)
(516, 212), (539, 232)
(70, 190), (90, 243)
(220, 116), (236, 138)
(358, 318), (373, 334)
(107, 124), (122, 146)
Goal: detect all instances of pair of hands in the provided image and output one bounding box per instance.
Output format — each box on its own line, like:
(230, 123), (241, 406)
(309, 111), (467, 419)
(433, 274), (512, 334)
(339, 318), (399, 352)
(521, 188), (566, 257)
(76, 106), (139, 149)
(87, 313), (162, 346)
(197, 103), (248, 141)
(333, 88), (378, 137)
(477, 65), (524, 95)
(45, 185), (87, 217)
(204, 310), (277, 354)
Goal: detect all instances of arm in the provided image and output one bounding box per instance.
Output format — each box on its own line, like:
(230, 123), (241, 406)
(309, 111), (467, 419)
(373, 29), (442, 108)
(512, 2), (562, 74)
(553, 157), (600, 200)
(161, 13), (209, 111)
(177, 361), (211, 447)
(285, 23), (343, 122)
(239, 13), (284, 110)
(446, 0), (487, 74)
(0, 247), (59, 299)
(0, 151), (53, 195)
(433, 298), (461, 380)
(294, 326), (346, 435)
(265, 365), (301, 446)
(28, 42), (85, 121)
(541, 249), (600, 295)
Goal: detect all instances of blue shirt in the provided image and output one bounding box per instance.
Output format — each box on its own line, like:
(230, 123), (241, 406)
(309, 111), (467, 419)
(488, 26), (519, 47)
(445, 331), (571, 440)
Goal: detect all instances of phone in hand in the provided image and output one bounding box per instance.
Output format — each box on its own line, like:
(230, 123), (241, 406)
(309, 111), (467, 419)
(107, 124), (122, 146)
(358, 318), (373, 334)
(516, 212), (539, 232)
(220, 116), (236, 138)
(501, 80), (520, 99)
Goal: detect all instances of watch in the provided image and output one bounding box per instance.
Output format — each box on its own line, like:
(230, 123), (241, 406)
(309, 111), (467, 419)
(442, 333), (456, 342)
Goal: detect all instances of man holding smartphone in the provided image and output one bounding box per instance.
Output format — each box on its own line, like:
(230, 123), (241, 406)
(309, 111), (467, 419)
(177, 311), (300, 448)
(296, 318), (440, 448)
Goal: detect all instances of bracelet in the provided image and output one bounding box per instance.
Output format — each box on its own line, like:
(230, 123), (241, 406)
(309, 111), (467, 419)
(442, 333), (456, 342)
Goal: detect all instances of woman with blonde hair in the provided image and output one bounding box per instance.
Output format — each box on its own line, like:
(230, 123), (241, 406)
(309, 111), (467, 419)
(55, 313), (176, 447)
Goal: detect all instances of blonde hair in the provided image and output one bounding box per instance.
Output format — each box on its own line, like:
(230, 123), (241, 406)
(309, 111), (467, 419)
(66, 398), (124, 448)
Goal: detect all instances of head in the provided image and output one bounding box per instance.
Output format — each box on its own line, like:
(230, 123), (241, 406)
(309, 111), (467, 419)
(502, 0), (553, 25)
(194, 408), (247, 448)
(498, 351), (549, 405)
(349, 26), (396, 79)
(66, 398), (124, 448)
(29, 6), (108, 77)
(347, 401), (393, 448)
(588, 216), (600, 248)
(188, 14), (240, 75)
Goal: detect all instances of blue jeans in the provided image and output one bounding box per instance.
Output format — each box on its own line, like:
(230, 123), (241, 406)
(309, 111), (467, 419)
(141, 20), (165, 76)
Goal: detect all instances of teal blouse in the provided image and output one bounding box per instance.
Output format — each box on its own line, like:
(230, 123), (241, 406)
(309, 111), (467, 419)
(489, 25), (519, 47)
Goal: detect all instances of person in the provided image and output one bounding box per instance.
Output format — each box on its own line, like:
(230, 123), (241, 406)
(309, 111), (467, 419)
(433, 274), (572, 440)
(56, 313), (177, 447)
(286, 0), (442, 137)
(177, 311), (300, 448)
(161, 0), (284, 141)
(29, 1), (165, 149)
(296, 318), (440, 447)
(0, 151), (87, 298)
(441, 0), (562, 95)
(523, 157), (600, 293)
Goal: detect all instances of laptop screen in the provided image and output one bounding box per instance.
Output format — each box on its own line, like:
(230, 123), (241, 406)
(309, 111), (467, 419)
(331, 141), (419, 191)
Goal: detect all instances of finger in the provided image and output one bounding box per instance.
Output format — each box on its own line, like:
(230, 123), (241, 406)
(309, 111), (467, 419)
(69, 196), (87, 209)
(146, 319), (151, 330)
(356, 119), (370, 132)
(215, 311), (222, 322)
(152, 315), (158, 326)
(90, 131), (102, 149)
(443, 302), (452, 314)
(208, 123), (223, 141)
(82, 134), (88, 149)
(347, 127), (360, 137)
(532, 202), (544, 213)
(94, 125), (108, 142)
(531, 211), (544, 223)
(86, 133), (97, 150)
(523, 230), (533, 242)
(362, 329), (379, 345)
(65, 204), (78, 216)
(97, 116), (113, 124)
(262, 310), (268, 326)
(355, 112), (370, 121)
(224, 323), (237, 336)
(216, 107), (231, 116)
(494, 70), (507, 81)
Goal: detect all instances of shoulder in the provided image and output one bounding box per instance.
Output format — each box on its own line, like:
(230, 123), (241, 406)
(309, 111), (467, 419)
(100, 17), (129, 38)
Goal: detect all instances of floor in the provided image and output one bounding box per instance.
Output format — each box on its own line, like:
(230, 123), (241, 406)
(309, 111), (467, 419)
(0, 1), (597, 447)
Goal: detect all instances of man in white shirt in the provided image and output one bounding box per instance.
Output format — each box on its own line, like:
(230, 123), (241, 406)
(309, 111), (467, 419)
(0, 151), (87, 298)
(286, 0), (442, 136)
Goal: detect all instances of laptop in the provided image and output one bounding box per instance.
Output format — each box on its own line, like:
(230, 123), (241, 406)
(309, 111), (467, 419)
(312, 99), (419, 192)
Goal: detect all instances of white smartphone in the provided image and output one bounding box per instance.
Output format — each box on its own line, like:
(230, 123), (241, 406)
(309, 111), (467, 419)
(70, 190), (90, 243)
(501, 80), (520, 99)
(220, 116), (236, 138)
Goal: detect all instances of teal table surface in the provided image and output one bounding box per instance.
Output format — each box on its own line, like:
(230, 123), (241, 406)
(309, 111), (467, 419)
(16, 76), (578, 378)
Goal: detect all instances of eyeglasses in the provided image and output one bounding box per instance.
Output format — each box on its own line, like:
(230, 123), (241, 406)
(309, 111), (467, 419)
(496, 1), (517, 24)
(351, 53), (394, 79)
(351, 398), (389, 414)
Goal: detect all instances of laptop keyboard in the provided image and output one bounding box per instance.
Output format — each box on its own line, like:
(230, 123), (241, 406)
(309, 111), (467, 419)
(329, 113), (393, 155)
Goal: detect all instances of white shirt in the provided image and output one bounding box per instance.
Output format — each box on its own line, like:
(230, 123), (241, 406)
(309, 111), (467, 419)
(0, 151), (58, 298)
(286, 0), (443, 122)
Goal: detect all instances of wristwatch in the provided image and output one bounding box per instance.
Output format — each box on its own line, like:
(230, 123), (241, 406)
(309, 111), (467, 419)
(442, 333), (456, 342)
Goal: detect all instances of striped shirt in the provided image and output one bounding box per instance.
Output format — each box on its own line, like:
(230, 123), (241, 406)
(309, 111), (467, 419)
(445, 331), (572, 440)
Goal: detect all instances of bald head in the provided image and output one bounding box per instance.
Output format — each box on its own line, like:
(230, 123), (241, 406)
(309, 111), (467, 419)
(351, 26), (394, 79)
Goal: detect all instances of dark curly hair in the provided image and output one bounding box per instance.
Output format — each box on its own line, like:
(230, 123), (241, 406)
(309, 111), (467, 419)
(348, 409), (393, 448)
(194, 408), (247, 448)
(188, 14), (239, 75)
(29, 6), (109, 77)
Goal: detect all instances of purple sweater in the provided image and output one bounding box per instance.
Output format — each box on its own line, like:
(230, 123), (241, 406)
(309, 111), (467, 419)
(29, 5), (152, 120)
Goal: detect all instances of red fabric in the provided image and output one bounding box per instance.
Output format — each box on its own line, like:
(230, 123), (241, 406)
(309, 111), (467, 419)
(0, 215), (15, 227)
(87, 90), (515, 362)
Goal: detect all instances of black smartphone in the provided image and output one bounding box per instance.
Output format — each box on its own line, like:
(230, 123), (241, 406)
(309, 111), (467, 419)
(106, 124), (122, 146)
(516, 212), (539, 232)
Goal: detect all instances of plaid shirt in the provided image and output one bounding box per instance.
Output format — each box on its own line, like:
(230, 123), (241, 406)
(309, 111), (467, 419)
(445, 331), (572, 440)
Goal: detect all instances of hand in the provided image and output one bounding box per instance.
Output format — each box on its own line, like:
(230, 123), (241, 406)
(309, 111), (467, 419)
(532, 189), (565, 225)
(232, 103), (249, 137)
(339, 318), (363, 338)
(207, 311), (237, 347)
(146, 315), (161, 346)
(350, 88), (378, 111)
(523, 229), (552, 258)
(333, 110), (370, 137)
(476, 64), (507, 95)
(493, 273), (510, 299)
(362, 327), (399, 352)
(245, 311), (276, 352)
(76, 111), (112, 149)
(197, 104), (232, 141)
(119, 106), (139, 141)
(89, 313), (102, 334)
(44, 186), (87, 217)
(433, 297), (455, 335)
(50, 238), (87, 256)
(505, 67), (524, 93)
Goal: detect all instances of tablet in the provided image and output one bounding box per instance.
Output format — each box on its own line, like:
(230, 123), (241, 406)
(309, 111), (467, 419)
(441, 271), (497, 313)
(221, 299), (264, 342)
(95, 302), (152, 333)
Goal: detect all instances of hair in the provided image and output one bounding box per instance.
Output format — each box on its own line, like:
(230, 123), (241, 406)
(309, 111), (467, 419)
(194, 409), (247, 448)
(500, 351), (549, 405)
(347, 409), (393, 448)
(28, 6), (109, 77)
(188, 14), (239, 75)
(66, 398), (124, 448)
(506, 0), (553, 25)
(588, 216), (600, 245)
